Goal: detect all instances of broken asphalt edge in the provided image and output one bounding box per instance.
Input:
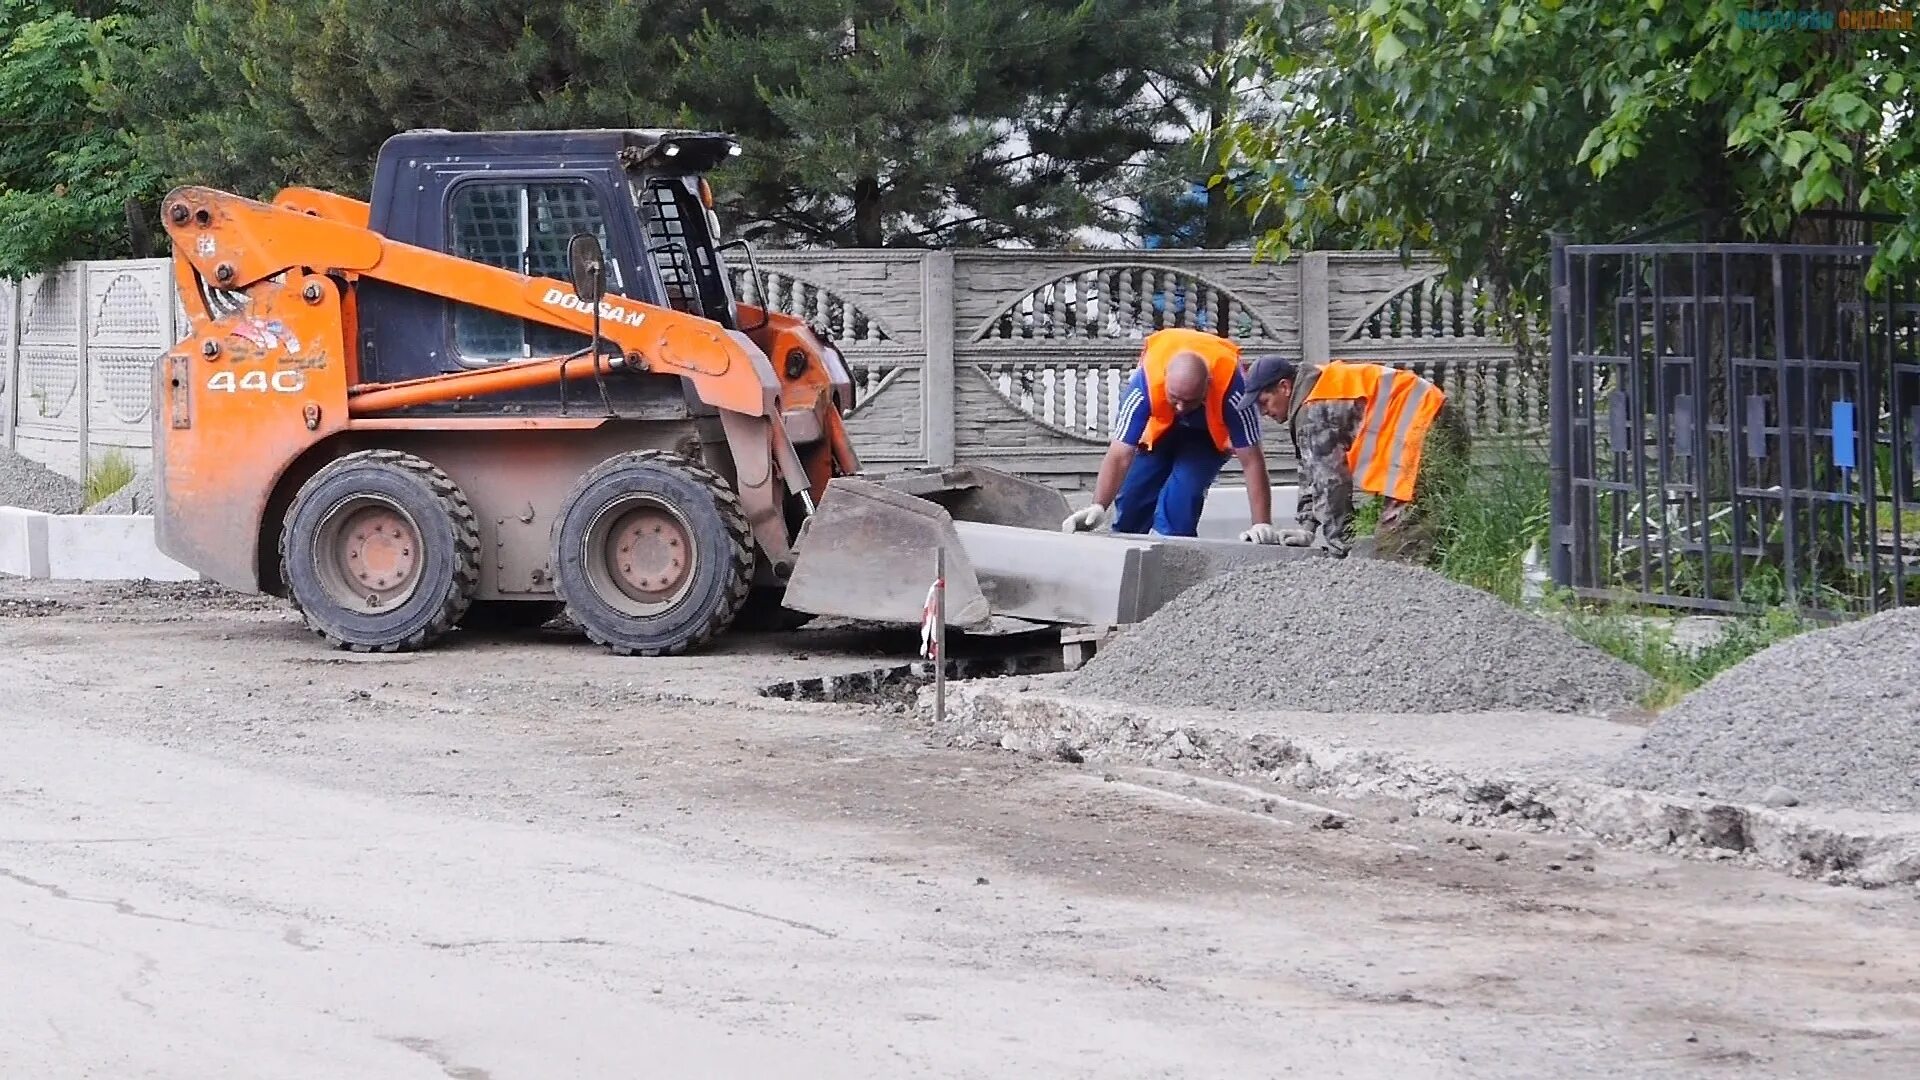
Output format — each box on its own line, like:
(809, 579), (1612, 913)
(922, 680), (1920, 889)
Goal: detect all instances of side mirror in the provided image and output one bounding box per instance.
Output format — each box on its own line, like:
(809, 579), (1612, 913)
(567, 233), (605, 304)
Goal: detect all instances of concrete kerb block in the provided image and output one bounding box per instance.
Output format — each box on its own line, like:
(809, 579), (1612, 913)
(927, 682), (1920, 888)
(46, 514), (201, 581)
(951, 521), (1159, 625)
(1060, 485), (1303, 543)
(0, 507), (52, 578)
(0, 506), (201, 581)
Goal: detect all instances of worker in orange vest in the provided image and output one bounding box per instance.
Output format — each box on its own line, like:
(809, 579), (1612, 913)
(1241, 356), (1461, 557)
(1060, 328), (1276, 540)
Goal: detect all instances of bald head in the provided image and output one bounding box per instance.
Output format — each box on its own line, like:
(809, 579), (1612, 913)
(1164, 352), (1210, 413)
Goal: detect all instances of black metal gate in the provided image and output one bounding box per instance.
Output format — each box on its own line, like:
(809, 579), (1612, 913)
(1548, 233), (1920, 616)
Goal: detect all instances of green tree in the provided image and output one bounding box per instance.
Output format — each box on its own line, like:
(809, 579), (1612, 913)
(669, 0), (1191, 247)
(1219, 0), (1920, 346)
(1127, 0), (1319, 249)
(101, 0), (705, 204)
(0, 0), (159, 279)
(102, 0), (1198, 250)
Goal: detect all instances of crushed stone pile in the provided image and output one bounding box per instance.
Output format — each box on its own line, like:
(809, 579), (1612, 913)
(0, 448), (85, 514)
(1606, 608), (1920, 814)
(85, 469), (155, 515)
(1065, 558), (1653, 715)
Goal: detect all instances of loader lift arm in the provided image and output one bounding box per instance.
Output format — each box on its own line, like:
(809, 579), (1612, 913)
(167, 185), (791, 424)
(163, 185), (817, 564)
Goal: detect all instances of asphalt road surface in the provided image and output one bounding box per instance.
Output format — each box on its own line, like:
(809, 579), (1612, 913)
(2, 580), (1917, 1079)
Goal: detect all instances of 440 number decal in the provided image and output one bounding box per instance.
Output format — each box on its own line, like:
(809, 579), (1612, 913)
(206, 369), (306, 393)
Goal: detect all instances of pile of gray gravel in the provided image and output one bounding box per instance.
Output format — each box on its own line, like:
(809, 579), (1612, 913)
(0, 449), (85, 514)
(1606, 608), (1920, 813)
(1065, 558), (1653, 715)
(85, 469), (155, 515)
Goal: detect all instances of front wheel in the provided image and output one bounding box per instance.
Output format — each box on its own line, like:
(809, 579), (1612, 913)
(551, 450), (753, 656)
(278, 449), (480, 652)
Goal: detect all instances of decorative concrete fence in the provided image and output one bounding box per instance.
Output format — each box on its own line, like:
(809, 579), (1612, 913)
(0, 250), (1535, 490)
(0, 259), (182, 481)
(730, 250), (1537, 489)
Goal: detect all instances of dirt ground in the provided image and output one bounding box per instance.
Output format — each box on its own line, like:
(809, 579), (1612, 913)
(2, 579), (1918, 1079)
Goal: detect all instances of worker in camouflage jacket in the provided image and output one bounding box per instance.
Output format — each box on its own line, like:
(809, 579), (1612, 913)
(1240, 356), (1468, 560)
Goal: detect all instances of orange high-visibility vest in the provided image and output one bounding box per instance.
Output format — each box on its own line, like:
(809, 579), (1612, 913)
(1303, 361), (1445, 502)
(1138, 328), (1240, 452)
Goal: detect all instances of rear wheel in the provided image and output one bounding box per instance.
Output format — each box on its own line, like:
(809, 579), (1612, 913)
(551, 450), (752, 656)
(279, 449), (480, 652)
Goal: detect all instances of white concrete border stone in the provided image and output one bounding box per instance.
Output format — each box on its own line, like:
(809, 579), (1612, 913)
(0, 508), (52, 577)
(0, 506), (199, 581)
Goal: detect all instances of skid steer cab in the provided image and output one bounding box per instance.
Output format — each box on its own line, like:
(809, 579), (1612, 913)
(152, 127), (1067, 656)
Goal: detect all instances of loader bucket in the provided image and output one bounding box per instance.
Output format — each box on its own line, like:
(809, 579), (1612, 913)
(868, 466), (1070, 530)
(782, 477), (994, 629)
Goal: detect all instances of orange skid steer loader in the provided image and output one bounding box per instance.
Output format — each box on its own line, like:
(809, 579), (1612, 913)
(152, 128), (1070, 654)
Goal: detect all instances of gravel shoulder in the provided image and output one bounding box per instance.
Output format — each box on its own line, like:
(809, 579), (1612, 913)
(3, 578), (1919, 1079)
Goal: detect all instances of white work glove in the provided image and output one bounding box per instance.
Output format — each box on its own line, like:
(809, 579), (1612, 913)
(1061, 503), (1109, 533)
(1241, 524), (1315, 546)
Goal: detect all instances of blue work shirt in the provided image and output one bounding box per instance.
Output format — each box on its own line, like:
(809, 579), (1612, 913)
(1112, 367), (1261, 452)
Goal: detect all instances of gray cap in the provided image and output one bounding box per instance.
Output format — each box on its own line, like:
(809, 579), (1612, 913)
(1243, 356), (1297, 395)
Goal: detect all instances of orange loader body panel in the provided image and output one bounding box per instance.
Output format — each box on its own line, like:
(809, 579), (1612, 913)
(155, 268), (357, 592)
(155, 185), (842, 593)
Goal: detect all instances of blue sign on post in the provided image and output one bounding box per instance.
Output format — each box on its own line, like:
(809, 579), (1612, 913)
(1832, 400), (1856, 470)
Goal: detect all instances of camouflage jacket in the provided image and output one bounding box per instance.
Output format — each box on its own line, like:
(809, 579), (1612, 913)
(1287, 367), (1364, 556)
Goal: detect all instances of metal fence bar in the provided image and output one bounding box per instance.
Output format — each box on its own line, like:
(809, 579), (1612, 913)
(1770, 252), (1800, 605)
(1569, 243), (1880, 256)
(1859, 250), (1881, 608)
(1548, 233), (1574, 588)
(1723, 253), (1746, 601)
(1691, 250), (1712, 603)
(1894, 271), (1910, 602)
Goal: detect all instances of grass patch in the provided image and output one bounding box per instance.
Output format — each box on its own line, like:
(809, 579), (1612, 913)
(1541, 595), (1815, 709)
(85, 448), (136, 506)
(1415, 437), (1549, 605)
(1414, 436), (1817, 707)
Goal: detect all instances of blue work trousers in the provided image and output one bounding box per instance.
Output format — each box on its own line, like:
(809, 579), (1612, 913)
(1112, 427), (1229, 537)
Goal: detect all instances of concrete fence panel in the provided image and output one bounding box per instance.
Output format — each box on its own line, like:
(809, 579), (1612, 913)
(0, 277), (14, 450)
(8, 248), (1534, 494)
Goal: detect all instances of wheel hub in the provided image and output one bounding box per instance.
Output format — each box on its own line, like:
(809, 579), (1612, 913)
(608, 507), (692, 601)
(313, 496), (425, 613)
(581, 494), (701, 619)
(344, 509), (418, 591)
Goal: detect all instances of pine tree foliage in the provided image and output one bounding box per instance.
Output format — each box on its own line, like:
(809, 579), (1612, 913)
(670, 0), (1190, 247)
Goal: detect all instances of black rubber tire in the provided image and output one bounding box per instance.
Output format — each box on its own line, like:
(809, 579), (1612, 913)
(731, 586), (817, 633)
(551, 449), (753, 656)
(278, 449), (480, 652)
(458, 600), (566, 631)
